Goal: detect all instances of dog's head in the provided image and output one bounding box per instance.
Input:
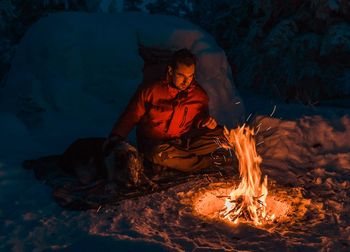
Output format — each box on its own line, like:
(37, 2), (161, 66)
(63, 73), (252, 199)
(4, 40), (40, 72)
(104, 141), (144, 187)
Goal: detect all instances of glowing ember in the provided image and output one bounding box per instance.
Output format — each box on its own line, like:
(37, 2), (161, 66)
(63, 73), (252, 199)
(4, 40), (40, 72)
(220, 125), (275, 225)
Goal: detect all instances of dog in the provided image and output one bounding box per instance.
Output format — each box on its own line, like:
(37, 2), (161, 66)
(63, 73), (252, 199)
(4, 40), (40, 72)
(59, 138), (155, 188)
(104, 140), (144, 187)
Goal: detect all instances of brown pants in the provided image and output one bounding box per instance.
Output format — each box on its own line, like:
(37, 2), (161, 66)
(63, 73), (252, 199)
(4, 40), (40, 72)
(143, 127), (227, 172)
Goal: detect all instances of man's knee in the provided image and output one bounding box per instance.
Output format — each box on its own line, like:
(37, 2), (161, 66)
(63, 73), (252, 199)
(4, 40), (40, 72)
(147, 148), (197, 172)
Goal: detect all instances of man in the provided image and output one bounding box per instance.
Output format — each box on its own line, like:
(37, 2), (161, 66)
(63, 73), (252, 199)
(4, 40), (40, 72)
(106, 49), (234, 173)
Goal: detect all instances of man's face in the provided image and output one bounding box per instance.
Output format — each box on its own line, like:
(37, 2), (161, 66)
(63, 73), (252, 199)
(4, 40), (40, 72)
(170, 63), (195, 90)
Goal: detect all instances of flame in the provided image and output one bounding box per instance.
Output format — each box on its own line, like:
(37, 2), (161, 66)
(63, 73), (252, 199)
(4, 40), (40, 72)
(220, 125), (274, 225)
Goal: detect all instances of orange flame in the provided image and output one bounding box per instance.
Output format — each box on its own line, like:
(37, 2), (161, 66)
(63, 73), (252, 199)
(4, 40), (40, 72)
(220, 125), (274, 225)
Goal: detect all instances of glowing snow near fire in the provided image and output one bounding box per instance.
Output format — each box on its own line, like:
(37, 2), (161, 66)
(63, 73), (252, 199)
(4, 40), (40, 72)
(191, 125), (297, 228)
(220, 126), (274, 225)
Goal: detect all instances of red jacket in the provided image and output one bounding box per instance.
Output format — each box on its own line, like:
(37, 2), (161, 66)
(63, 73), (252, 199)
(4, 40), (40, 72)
(110, 79), (209, 149)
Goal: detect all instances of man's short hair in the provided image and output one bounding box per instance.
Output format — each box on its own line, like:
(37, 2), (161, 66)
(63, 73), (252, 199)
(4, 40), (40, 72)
(170, 48), (196, 68)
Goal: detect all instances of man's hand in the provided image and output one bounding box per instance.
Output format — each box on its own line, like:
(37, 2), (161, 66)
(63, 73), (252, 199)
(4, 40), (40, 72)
(201, 116), (217, 129)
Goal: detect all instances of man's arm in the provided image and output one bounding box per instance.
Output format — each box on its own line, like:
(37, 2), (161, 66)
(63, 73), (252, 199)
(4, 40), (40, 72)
(193, 87), (217, 129)
(194, 108), (217, 129)
(109, 87), (148, 139)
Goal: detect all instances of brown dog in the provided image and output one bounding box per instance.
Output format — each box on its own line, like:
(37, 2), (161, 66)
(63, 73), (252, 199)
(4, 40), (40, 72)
(104, 140), (144, 187)
(59, 138), (106, 184)
(59, 137), (154, 188)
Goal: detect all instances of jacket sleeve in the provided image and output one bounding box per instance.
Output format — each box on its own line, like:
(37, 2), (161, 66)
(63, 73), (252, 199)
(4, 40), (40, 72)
(193, 88), (210, 128)
(109, 87), (148, 138)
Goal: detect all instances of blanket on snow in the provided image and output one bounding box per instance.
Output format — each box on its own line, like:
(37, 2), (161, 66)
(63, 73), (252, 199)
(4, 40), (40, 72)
(23, 138), (237, 210)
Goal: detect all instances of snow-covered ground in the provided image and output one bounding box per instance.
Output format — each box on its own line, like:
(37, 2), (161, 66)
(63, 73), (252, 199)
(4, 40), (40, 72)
(1, 91), (350, 251)
(1, 12), (350, 252)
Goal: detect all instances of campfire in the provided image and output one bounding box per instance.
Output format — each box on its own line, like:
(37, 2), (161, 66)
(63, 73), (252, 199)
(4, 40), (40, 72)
(188, 125), (279, 227)
(189, 124), (313, 230)
(219, 125), (274, 225)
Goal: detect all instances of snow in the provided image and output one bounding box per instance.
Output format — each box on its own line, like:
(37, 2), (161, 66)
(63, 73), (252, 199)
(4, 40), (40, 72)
(1, 89), (350, 250)
(1, 11), (350, 252)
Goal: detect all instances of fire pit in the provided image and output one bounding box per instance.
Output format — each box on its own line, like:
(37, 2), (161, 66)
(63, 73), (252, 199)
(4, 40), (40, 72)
(191, 181), (299, 228)
(189, 125), (312, 229)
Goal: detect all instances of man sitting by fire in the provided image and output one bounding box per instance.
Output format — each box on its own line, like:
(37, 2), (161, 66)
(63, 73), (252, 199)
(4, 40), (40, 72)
(104, 49), (235, 177)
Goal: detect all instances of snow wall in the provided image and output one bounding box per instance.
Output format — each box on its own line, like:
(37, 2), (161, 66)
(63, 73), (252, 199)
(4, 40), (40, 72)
(0, 12), (244, 156)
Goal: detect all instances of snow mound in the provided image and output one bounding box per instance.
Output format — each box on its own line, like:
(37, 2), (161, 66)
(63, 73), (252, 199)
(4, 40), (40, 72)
(251, 114), (350, 187)
(0, 12), (244, 156)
